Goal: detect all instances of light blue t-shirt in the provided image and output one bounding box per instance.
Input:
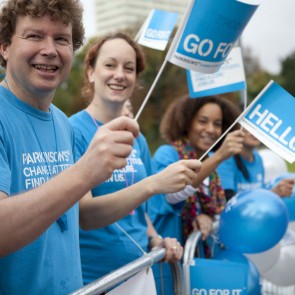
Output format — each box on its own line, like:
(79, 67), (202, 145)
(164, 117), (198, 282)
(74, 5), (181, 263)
(217, 150), (265, 194)
(147, 144), (184, 295)
(70, 110), (152, 284)
(0, 86), (82, 294)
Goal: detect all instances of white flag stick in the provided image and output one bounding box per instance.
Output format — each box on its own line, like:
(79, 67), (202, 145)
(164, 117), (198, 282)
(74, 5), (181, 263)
(134, 60), (168, 121)
(199, 80), (273, 161)
(134, 0), (194, 121)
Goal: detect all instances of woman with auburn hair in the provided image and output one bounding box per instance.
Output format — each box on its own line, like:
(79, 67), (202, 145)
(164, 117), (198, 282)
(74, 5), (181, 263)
(69, 33), (202, 287)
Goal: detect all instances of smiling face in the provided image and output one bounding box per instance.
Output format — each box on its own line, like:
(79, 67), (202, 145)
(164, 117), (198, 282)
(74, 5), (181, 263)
(188, 103), (223, 155)
(88, 38), (137, 106)
(0, 15), (73, 109)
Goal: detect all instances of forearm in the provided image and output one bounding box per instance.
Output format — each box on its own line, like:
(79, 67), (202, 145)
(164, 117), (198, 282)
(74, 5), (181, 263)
(0, 163), (92, 256)
(79, 158), (202, 229)
(79, 176), (156, 230)
(192, 152), (223, 188)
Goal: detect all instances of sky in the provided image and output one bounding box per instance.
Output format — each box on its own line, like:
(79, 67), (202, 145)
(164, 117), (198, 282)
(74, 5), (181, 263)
(80, 0), (295, 75)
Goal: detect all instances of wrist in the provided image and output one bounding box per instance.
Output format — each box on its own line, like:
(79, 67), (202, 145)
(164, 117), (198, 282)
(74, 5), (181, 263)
(148, 234), (163, 249)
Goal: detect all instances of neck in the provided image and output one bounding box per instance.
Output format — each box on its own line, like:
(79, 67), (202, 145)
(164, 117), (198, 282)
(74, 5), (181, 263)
(240, 146), (254, 162)
(2, 77), (53, 112)
(87, 100), (123, 123)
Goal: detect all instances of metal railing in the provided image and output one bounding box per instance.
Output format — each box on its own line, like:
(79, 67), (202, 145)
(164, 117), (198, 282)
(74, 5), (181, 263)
(182, 221), (219, 295)
(70, 248), (183, 295)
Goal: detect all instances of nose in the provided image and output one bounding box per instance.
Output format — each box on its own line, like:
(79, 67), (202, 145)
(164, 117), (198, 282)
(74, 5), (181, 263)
(40, 37), (58, 57)
(113, 66), (125, 81)
(206, 122), (216, 133)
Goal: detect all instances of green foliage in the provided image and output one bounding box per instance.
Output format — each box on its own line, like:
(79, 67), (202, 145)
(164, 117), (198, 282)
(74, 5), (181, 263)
(279, 51), (295, 96)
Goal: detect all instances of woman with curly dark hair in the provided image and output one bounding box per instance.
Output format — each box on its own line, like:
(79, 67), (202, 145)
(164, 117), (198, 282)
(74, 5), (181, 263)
(148, 95), (244, 294)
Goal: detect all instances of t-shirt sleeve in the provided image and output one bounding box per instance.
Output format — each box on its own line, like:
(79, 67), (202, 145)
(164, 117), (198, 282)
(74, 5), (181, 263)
(216, 157), (236, 191)
(152, 144), (180, 173)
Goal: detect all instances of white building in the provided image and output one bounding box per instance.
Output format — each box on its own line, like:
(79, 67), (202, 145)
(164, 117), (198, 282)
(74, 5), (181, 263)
(94, 0), (189, 36)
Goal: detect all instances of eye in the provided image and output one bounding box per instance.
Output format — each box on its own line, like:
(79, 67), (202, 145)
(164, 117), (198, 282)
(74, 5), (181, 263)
(105, 63), (115, 68)
(56, 36), (71, 45)
(125, 66), (135, 73)
(198, 119), (207, 124)
(26, 34), (42, 40)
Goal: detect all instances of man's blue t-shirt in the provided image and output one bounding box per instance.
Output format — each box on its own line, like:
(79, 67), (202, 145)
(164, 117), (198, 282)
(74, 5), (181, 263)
(0, 86), (82, 294)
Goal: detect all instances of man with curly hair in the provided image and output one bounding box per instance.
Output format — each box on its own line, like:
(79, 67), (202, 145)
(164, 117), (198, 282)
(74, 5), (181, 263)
(0, 0), (141, 294)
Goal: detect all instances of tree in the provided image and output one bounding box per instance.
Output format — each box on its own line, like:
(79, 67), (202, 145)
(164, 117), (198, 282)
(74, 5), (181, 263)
(279, 51), (295, 96)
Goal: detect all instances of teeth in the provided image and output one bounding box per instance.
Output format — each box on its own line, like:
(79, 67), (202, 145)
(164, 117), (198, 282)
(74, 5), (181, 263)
(109, 85), (125, 90)
(34, 64), (58, 71)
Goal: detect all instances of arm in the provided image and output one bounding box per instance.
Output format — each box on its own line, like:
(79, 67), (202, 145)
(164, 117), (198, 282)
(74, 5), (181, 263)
(0, 117), (139, 256)
(79, 159), (202, 229)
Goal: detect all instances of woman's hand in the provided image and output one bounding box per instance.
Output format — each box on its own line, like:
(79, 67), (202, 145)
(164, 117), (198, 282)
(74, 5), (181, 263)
(215, 130), (245, 161)
(149, 236), (183, 262)
(150, 159), (202, 195)
(193, 214), (213, 240)
(272, 178), (295, 198)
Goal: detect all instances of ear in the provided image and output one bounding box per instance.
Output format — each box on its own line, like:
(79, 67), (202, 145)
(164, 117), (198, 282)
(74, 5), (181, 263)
(0, 43), (9, 62)
(87, 67), (95, 84)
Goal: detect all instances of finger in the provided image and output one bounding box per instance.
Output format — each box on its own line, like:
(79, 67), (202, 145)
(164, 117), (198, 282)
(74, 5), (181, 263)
(106, 117), (139, 137)
(106, 143), (134, 158)
(180, 159), (202, 171)
(111, 130), (135, 145)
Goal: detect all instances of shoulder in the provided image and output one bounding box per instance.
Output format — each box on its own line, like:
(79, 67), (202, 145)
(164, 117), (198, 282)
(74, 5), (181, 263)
(154, 144), (178, 157)
(153, 144), (179, 169)
(69, 110), (89, 128)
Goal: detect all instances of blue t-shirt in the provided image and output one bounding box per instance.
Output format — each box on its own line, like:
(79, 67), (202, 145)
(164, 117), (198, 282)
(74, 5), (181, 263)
(147, 144), (183, 295)
(217, 150), (265, 193)
(147, 145), (184, 243)
(0, 86), (82, 294)
(70, 110), (152, 284)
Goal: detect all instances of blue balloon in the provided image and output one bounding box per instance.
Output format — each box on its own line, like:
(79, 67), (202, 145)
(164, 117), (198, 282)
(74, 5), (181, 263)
(215, 249), (261, 295)
(219, 189), (288, 253)
(269, 173), (295, 221)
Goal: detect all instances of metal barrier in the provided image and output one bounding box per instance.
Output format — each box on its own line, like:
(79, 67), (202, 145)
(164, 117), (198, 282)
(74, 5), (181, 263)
(70, 248), (184, 295)
(182, 221), (220, 295)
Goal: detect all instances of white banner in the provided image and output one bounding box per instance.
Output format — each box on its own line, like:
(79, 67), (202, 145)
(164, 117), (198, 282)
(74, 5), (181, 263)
(187, 46), (246, 98)
(107, 269), (157, 295)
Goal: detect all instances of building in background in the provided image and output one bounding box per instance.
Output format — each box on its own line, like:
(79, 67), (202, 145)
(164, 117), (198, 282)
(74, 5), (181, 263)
(94, 0), (189, 36)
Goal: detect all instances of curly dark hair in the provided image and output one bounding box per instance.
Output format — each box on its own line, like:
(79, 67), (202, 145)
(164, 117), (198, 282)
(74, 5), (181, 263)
(82, 32), (145, 103)
(160, 95), (241, 151)
(0, 0), (85, 67)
